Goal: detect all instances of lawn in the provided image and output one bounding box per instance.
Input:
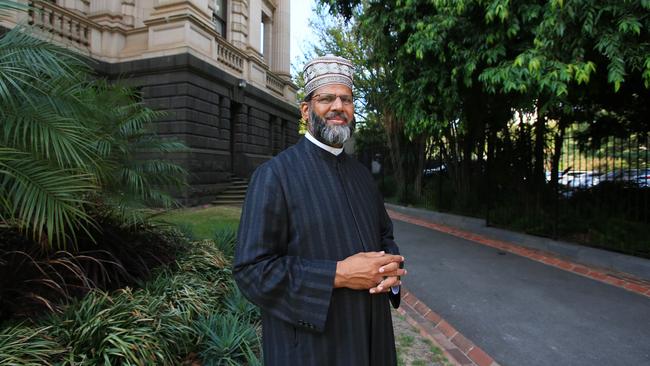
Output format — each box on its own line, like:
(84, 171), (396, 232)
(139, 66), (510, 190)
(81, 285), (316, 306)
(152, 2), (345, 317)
(156, 205), (242, 239)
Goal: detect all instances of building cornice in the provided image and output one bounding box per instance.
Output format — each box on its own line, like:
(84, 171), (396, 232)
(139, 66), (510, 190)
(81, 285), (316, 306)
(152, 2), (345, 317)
(16, 0), (297, 102)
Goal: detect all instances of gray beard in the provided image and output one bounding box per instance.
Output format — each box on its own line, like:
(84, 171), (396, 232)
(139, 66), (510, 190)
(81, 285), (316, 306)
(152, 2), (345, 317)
(309, 109), (354, 147)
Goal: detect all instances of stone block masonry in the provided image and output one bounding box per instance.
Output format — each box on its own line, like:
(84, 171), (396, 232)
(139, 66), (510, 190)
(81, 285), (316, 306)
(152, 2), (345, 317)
(95, 53), (300, 205)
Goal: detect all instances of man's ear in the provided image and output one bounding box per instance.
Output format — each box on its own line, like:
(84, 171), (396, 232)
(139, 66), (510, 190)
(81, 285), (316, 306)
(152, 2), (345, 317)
(300, 102), (310, 122)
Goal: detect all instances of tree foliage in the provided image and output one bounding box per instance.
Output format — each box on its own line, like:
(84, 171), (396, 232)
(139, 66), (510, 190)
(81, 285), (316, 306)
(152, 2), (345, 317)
(318, 0), (650, 208)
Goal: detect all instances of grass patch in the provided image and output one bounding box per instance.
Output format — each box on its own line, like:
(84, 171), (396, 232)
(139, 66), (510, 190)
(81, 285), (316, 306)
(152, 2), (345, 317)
(156, 206), (241, 240)
(398, 334), (415, 348)
(392, 309), (452, 366)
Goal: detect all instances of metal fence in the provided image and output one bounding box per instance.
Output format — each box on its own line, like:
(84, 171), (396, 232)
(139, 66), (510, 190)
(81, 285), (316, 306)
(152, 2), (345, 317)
(415, 132), (650, 258)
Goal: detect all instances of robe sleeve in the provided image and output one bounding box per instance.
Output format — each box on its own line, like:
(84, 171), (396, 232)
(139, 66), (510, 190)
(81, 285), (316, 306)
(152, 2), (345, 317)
(233, 164), (337, 332)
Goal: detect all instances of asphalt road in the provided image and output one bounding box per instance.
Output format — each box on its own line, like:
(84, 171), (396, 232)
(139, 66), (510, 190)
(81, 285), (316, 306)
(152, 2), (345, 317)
(393, 219), (650, 366)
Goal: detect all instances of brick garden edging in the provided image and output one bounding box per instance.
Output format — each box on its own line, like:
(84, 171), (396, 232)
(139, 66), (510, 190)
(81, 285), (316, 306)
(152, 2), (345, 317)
(388, 210), (650, 299)
(397, 287), (501, 366)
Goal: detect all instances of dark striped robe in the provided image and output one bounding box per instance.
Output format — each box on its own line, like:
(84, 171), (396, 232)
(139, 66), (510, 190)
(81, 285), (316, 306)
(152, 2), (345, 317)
(234, 137), (400, 366)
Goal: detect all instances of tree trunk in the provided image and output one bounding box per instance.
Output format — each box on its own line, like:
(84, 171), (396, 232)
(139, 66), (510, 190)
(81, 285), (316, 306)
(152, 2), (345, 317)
(413, 135), (426, 200)
(383, 110), (405, 201)
(486, 123), (497, 225)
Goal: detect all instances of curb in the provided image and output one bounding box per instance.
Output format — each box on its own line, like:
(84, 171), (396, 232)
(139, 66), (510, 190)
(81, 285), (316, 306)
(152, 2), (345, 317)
(398, 287), (501, 366)
(388, 210), (650, 299)
(385, 203), (650, 282)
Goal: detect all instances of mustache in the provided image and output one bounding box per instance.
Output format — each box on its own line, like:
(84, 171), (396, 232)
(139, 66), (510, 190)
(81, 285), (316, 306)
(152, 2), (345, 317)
(324, 111), (350, 123)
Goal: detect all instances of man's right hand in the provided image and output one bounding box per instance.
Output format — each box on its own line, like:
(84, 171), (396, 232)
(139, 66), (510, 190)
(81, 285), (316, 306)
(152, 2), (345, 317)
(334, 251), (406, 290)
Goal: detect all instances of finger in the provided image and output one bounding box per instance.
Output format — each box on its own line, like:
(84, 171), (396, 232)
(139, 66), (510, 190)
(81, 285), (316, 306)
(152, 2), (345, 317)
(378, 262), (399, 274)
(377, 254), (404, 265)
(369, 277), (402, 294)
(366, 251), (386, 257)
(382, 268), (407, 277)
(380, 276), (401, 289)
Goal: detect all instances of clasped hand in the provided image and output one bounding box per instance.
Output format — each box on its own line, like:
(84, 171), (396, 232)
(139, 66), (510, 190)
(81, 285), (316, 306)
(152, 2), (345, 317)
(334, 251), (407, 294)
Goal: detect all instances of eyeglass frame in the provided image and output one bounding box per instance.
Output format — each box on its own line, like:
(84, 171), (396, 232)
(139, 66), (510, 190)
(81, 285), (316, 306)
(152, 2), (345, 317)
(306, 93), (355, 106)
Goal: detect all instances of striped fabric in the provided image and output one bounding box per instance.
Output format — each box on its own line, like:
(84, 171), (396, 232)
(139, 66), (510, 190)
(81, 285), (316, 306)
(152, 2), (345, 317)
(234, 137), (400, 366)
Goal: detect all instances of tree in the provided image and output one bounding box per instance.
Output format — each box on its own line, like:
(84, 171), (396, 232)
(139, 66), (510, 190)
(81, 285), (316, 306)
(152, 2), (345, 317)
(320, 0), (650, 212)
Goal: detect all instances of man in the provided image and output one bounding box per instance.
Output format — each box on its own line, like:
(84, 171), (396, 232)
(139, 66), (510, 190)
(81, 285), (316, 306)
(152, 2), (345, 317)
(234, 55), (406, 366)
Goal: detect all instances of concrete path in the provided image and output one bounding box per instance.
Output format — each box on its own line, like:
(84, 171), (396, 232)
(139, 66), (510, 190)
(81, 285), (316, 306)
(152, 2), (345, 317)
(393, 218), (650, 366)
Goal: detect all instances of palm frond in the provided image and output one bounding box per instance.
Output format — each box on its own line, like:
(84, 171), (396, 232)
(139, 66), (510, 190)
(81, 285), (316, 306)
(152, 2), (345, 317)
(0, 0), (27, 19)
(0, 147), (97, 247)
(129, 137), (188, 153)
(2, 109), (98, 169)
(0, 24), (89, 112)
(0, 24), (89, 77)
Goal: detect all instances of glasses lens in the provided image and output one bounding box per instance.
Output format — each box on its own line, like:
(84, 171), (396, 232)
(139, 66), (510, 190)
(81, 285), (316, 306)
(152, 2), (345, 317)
(315, 94), (354, 105)
(340, 95), (353, 104)
(317, 94), (336, 104)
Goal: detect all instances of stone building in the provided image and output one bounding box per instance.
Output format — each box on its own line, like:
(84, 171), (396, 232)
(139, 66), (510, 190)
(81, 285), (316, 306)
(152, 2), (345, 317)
(3, 0), (300, 205)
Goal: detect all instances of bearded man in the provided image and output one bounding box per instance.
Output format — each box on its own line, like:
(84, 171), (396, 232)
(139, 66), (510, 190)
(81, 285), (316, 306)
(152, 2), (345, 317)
(234, 55), (406, 366)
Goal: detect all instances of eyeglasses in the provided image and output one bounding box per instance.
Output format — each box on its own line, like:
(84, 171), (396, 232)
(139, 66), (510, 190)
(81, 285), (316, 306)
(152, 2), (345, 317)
(312, 93), (354, 106)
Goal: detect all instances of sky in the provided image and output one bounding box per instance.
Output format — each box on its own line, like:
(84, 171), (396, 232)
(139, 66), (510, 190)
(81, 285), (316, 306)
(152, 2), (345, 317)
(290, 0), (317, 75)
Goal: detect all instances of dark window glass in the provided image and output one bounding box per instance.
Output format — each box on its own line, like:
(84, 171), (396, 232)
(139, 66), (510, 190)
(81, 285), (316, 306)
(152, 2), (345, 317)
(213, 0), (226, 37)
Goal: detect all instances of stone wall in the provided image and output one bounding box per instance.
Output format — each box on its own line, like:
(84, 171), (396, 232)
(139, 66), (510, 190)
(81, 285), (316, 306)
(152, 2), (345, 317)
(95, 53), (300, 205)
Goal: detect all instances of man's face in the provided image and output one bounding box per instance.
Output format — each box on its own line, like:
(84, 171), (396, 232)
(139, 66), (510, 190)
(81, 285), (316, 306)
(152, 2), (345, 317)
(300, 84), (355, 147)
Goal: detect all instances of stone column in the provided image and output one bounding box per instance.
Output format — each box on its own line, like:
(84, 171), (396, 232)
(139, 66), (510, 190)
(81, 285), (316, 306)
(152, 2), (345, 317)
(247, 0), (262, 56)
(271, 0), (290, 79)
(88, 0), (129, 57)
(230, 0), (249, 50)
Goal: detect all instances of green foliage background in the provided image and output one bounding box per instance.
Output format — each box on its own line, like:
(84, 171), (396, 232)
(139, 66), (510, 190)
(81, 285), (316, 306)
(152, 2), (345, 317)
(313, 0), (650, 253)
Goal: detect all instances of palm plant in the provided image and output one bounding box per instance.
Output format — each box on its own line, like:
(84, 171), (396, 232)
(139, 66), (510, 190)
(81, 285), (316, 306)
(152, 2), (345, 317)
(86, 82), (188, 225)
(0, 1), (99, 247)
(0, 1), (187, 248)
(0, 0), (188, 319)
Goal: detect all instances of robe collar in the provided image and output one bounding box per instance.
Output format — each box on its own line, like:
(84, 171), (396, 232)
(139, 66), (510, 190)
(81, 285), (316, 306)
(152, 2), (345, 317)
(305, 132), (344, 156)
(300, 134), (348, 163)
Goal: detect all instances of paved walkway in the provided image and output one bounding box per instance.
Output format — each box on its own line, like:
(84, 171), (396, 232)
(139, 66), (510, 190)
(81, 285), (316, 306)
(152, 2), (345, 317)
(390, 208), (650, 366)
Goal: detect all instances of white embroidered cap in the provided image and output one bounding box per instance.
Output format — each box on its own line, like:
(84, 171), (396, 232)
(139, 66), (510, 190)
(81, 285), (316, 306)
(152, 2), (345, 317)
(303, 54), (354, 97)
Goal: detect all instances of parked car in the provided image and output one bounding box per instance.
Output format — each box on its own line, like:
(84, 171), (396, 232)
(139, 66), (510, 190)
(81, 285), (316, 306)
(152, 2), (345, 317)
(554, 170), (600, 188)
(631, 169), (650, 188)
(599, 170), (638, 183)
(566, 171), (600, 188)
(423, 164), (447, 177)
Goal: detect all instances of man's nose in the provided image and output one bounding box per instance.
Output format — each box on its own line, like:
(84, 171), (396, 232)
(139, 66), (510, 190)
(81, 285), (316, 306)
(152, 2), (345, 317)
(329, 95), (344, 111)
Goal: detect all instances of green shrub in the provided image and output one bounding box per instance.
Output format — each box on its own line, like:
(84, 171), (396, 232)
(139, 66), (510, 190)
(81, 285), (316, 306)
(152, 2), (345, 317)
(0, 324), (64, 365)
(50, 290), (173, 365)
(0, 239), (260, 365)
(0, 222), (185, 320)
(223, 285), (260, 323)
(195, 312), (260, 366)
(213, 226), (238, 258)
(177, 223), (197, 241)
